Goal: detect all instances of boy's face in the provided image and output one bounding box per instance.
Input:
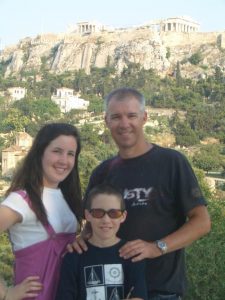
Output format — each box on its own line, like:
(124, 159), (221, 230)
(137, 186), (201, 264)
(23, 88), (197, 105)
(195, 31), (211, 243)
(85, 193), (127, 246)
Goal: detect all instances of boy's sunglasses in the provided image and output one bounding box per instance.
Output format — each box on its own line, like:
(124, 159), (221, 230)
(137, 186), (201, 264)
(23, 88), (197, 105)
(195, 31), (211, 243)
(89, 208), (124, 219)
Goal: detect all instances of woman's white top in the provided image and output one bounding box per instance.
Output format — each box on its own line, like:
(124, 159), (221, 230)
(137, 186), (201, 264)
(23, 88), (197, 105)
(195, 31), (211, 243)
(2, 187), (77, 251)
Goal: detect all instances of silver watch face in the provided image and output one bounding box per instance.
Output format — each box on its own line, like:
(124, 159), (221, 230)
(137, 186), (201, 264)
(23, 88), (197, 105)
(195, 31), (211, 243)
(157, 240), (168, 253)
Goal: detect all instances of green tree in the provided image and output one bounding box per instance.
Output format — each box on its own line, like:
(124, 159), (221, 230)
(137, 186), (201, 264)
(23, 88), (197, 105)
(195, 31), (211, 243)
(79, 150), (99, 193)
(214, 66), (223, 84)
(166, 47), (171, 59)
(176, 61), (182, 86)
(0, 233), (13, 285)
(188, 51), (202, 65)
(1, 108), (30, 132)
(87, 95), (103, 113)
(193, 146), (222, 173)
(13, 98), (61, 125)
(186, 197), (225, 299)
(174, 122), (199, 146)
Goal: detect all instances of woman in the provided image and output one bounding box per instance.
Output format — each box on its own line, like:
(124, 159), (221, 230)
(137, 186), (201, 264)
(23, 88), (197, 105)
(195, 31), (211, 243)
(0, 123), (82, 300)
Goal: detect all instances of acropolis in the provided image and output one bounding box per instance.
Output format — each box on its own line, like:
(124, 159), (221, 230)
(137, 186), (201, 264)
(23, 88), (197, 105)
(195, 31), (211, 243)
(72, 16), (200, 35)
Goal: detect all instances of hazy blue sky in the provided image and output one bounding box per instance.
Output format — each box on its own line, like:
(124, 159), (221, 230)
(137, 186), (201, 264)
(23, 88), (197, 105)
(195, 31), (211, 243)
(0, 0), (225, 48)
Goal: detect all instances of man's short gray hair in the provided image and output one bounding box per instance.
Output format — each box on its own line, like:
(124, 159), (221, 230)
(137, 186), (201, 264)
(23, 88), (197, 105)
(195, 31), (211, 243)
(104, 87), (146, 112)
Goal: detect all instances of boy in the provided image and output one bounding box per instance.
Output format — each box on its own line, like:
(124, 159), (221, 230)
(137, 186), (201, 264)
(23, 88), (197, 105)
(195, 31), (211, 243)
(56, 183), (147, 300)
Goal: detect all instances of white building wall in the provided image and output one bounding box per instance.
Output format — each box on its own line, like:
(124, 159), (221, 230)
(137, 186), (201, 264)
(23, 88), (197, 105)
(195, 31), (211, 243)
(51, 88), (89, 113)
(7, 87), (26, 101)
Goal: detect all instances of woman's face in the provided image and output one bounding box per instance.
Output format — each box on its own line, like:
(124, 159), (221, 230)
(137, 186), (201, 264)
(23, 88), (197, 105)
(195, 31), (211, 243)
(42, 135), (77, 188)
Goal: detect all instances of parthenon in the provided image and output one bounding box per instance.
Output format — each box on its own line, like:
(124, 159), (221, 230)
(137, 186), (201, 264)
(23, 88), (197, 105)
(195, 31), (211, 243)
(76, 21), (106, 34)
(160, 16), (200, 33)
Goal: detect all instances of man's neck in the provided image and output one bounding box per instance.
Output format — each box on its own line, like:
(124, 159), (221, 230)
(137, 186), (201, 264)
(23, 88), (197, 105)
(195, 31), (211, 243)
(119, 141), (153, 159)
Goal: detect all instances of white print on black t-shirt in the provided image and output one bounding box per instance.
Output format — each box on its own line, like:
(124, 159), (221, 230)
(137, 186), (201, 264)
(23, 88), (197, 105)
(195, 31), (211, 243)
(84, 264), (124, 300)
(124, 188), (153, 206)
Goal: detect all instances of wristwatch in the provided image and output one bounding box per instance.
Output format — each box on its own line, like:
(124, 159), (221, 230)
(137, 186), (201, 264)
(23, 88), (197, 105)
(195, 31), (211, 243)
(156, 240), (168, 254)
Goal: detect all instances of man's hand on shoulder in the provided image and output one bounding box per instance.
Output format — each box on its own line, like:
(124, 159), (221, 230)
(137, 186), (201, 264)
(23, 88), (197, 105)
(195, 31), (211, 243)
(119, 239), (162, 262)
(67, 221), (92, 253)
(67, 235), (88, 253)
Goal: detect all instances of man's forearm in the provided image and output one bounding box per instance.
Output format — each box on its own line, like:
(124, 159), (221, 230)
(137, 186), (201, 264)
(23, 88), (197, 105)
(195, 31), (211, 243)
(162, 205), (211, 253)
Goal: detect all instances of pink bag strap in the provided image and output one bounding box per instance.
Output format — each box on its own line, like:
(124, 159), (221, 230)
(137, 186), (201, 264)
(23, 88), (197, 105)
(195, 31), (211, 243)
(16, 190), (55, 236)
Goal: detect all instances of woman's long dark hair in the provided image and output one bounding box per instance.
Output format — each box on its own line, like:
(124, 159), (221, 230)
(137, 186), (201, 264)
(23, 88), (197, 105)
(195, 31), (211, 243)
(5, 123), (82, 225)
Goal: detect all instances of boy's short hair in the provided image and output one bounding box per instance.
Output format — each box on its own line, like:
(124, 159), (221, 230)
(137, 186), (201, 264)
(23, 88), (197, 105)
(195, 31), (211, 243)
(85, 183), (125, 211)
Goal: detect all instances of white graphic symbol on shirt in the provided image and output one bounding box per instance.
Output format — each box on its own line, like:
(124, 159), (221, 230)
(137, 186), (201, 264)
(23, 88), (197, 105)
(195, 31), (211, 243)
(104, 264), (123, 284)
(109, 267), (120, 279)
(86, 286), (104, 300)
(109, 287), (120, 300)
(124, 187), (153, 205)
(91, 288), (99, 300)
(87, 267), (101, 285)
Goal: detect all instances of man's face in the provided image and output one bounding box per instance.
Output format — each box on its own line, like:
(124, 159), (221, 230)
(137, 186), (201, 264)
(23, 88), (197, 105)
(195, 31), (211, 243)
(105, 96), (147, 152)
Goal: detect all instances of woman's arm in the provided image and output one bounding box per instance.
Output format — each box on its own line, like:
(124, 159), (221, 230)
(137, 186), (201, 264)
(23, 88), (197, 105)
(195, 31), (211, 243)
(0, 277), (42, 300)
(0, 205), (22, 233)
(0, 205), (42, 299)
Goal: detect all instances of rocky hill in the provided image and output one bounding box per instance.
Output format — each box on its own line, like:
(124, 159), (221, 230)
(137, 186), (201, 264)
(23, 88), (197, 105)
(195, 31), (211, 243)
(1, 27), (225, 79)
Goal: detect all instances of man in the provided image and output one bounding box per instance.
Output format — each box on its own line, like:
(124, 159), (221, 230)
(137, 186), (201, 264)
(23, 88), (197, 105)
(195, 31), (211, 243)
(75, 87), (211, 299)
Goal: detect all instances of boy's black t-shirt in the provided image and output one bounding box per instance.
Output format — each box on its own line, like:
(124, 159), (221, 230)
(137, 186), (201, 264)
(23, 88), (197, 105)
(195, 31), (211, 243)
(56, 240), (147, 300)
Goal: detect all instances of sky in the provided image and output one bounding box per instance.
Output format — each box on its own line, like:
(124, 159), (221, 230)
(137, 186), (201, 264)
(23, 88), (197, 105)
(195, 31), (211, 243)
(0, 0), (225, 49)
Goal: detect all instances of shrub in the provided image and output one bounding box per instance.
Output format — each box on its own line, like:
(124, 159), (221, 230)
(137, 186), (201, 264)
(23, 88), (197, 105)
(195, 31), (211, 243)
(189, 52), (202, 65)
(185, 198), (225, 299)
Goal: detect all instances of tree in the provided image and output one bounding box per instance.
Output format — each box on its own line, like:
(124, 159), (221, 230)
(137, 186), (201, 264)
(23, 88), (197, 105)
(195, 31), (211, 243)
(13, 98), (61, 124)
(174, 122), (199, 146)
(186, 197), (225, 299)
(1, 108), (30, 132)
(166, 47), (171, 59)
(80, 123), (102, 149)
(79, 150), (99, 193)
(176, 61), (182, 86)
(214, 66), (223, 84)
(87, 95), (103, 113)
(0, 232), (13, 285)
(188, 51), (202, 65)
(193, 146), (222, 174)
(30, 98), (61, 121)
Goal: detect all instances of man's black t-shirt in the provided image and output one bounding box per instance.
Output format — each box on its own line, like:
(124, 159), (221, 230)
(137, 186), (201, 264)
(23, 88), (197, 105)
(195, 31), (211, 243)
(84, 144), (207, 296)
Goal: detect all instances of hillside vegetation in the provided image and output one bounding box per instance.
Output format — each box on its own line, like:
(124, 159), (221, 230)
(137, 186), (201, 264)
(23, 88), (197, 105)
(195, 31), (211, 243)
(0, 61), (225, 299)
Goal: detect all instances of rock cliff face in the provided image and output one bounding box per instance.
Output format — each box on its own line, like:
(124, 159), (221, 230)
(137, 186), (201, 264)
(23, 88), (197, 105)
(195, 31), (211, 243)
(1, 28), (225, 78)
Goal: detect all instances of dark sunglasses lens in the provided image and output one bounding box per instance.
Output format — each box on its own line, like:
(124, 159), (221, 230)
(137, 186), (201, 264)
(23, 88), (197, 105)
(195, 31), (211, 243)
(90, 209), (123, 219)
(108, 209), (123, 218)
(90, 209), (105, 218)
